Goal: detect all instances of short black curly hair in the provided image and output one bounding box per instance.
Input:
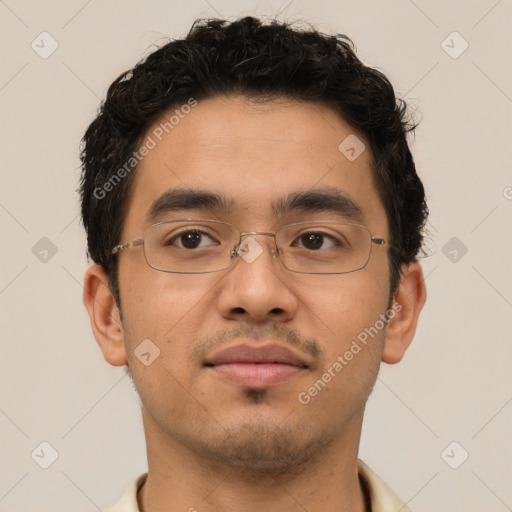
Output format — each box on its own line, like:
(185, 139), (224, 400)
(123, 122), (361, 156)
(79, 16), (428, 310)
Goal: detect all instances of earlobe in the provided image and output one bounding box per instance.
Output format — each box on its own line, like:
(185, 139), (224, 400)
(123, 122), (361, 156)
(382, 261), (427, 364)
(83, 264), (128, 366)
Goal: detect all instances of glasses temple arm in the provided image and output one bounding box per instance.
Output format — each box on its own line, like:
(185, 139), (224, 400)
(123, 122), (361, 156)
(111, 238), (144, 254)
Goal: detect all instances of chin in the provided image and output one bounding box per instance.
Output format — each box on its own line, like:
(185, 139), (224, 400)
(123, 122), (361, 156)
(187, 418), (333, 476)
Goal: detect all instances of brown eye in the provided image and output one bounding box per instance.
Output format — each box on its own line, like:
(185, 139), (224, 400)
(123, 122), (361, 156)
(167, 230), (217, 249)
(180, 231), (203, 249)
(295, 232), (338, 250)
(301, 233), (323, 250)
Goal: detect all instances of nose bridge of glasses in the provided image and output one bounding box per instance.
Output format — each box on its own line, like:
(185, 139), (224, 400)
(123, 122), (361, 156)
(239, 230), (276, 240)
(234, 231), (279, 259)
(241, 231), (277, 245)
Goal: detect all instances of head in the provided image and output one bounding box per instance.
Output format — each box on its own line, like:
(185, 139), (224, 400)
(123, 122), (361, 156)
(81, 17), (427, 473)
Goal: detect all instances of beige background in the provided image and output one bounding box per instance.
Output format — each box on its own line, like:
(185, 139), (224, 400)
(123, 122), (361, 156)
(1, 1), (511, 511)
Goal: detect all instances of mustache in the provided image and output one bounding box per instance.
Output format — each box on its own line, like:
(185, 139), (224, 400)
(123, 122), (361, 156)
(190, 323), (322, 363)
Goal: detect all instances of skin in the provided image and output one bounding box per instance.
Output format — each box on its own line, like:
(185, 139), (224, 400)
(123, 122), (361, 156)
(84, 95), (426, 512)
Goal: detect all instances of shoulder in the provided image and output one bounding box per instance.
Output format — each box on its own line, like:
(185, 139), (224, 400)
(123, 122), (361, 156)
(104, 473), (147, 512)
(357, 459), (413, 512)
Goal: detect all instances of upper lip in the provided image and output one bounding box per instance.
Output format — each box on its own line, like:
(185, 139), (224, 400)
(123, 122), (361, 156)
(205, 343), (309, 368)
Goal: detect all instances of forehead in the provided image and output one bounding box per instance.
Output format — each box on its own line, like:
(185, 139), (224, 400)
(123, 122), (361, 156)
(121, 95), (387, 235)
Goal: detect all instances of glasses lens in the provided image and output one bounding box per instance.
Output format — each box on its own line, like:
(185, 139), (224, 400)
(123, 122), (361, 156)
(144, 220), (239, 273)
(142, 220), (373, 274)
(276, 222), (372, 274)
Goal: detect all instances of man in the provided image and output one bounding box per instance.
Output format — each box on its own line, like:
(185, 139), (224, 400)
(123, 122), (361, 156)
(80, 16), (427, 512)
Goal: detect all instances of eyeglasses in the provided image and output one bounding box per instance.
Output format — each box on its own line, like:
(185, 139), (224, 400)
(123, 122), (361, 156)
(111, 219), (387, 274)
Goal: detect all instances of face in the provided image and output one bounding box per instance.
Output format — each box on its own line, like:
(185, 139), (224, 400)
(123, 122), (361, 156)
(111, 95), (395, 472)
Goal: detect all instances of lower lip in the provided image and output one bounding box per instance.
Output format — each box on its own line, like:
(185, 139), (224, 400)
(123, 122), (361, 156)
(209, 363), (305, 389)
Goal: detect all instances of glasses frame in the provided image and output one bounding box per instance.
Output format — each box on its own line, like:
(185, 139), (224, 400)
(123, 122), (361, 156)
(111, 218), (387, 275)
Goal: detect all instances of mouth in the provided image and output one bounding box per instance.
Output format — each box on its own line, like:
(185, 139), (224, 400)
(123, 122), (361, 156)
(204, 344), (309, 389)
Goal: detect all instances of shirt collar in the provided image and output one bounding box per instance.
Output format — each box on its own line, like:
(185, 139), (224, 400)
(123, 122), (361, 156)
(106, 459), (412, 512)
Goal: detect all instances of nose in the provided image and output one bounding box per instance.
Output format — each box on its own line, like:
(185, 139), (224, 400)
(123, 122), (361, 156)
(216, 233), (298, 324)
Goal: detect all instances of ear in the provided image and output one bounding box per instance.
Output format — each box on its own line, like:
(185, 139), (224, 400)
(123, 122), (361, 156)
(382, 261), (427, 364)
(83, 264), (127, 366)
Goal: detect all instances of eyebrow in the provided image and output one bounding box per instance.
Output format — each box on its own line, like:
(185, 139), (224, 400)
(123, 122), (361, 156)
(273, 187), (364, 222)
(146, 188), (236, 222)
(145, 186), (364, 224)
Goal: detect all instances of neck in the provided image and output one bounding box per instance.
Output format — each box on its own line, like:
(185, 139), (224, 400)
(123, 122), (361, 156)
(137, 408), (369, 512)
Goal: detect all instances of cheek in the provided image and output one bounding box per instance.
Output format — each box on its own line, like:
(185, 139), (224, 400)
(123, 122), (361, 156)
(296, 284), (387, 422)
(119, 268), (215, 383)
(295, 266), (389, 340)
(294, 270), (389, 394)
(120, 267), (210, 334)
(119, 274), (211, 424)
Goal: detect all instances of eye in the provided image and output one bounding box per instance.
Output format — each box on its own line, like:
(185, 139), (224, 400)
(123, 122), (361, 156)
(167, 229), (218, 249)
(294, 232), (340, 251)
